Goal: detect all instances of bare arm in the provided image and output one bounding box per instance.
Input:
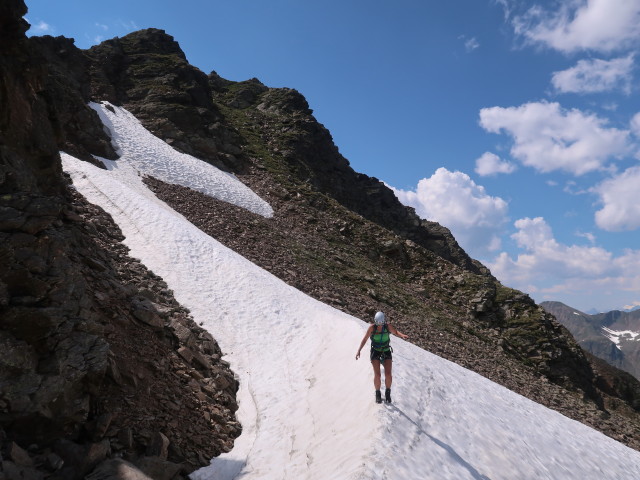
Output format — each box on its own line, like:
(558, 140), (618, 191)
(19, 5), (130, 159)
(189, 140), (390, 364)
(388, 324), (409, 340)
(355, 325), (374, 360)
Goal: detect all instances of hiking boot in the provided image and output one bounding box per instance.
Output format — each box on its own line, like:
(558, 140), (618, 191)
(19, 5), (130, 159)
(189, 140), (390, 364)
(385, 388), (392, 403)
(375, 390), (382, 404)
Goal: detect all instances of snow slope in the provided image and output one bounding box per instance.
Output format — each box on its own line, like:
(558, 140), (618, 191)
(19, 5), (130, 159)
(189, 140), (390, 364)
(603, 326), (640, 350)
(89, 102), (273, 218)
(62, 102), (640, 480)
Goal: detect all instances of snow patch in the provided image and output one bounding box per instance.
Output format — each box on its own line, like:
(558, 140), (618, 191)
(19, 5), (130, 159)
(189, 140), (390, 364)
(602, 327), (640, 350)
(88, 101), (273, 217)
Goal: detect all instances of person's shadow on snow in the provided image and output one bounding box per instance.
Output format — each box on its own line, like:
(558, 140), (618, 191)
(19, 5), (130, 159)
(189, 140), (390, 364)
(386, 404), (491, 480)
(193, 457), (247, 480)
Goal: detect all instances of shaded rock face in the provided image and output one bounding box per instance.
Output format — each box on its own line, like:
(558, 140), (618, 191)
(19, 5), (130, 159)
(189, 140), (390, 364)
(29, 35), (118, 164)
(0, 0), (60, 196)
(1, 185), (241, 478)
(1, 0), (101, 444)
(1, 3), (240, 479)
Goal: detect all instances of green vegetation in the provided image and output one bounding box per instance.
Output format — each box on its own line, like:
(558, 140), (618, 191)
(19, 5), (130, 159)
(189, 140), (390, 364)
(128, 54), (186, 76)
(495, 284), (520, 304)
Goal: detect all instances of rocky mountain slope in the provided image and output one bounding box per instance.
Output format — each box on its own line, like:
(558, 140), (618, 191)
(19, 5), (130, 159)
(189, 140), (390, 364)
(3, 1), (640, 477)
(542, 301), (640, 381)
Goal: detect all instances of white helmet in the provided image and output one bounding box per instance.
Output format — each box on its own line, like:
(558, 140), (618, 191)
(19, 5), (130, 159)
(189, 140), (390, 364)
(374, 311), (386, 325)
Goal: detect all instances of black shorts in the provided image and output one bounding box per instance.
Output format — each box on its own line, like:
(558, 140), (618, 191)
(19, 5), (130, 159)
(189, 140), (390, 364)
(370, 348), (392, 363)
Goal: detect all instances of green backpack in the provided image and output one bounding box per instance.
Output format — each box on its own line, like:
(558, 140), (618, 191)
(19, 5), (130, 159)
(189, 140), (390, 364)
(370, 324), (391, 352)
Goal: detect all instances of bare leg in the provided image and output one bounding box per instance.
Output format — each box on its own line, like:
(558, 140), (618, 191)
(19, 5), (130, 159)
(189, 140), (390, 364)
(383, 358), (392, 389)
(372, 359), (382, 390)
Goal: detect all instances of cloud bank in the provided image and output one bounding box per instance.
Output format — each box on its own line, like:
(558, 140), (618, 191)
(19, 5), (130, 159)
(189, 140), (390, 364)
(488, 216), (640, 311)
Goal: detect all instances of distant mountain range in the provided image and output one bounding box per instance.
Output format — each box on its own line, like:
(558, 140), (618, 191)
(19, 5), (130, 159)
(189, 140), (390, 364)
(541, 301), (640, 380)
(586, 306), (640, 315)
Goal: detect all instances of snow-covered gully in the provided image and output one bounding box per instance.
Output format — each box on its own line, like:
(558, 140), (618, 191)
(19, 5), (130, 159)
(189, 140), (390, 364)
(62, 102), (640, 480)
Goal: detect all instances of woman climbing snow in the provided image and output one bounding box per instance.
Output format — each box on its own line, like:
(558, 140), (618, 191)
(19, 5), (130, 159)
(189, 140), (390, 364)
(355, 311), (409, 404)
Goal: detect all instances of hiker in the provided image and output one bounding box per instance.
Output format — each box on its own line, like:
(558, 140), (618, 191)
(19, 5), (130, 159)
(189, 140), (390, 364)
(355, 311), (409, 404)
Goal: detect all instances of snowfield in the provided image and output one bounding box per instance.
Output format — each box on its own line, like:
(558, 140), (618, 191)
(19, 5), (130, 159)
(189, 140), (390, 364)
(603, 326), (640, 350)
(89, 102), (273, 218)
(62, 102), (640, 480)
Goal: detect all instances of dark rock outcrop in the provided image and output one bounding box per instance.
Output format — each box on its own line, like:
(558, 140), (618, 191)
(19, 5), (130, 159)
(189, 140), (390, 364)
(1, 3), (239, 479)
(29, 35), (117, 164)
(0, 0), (60, 196)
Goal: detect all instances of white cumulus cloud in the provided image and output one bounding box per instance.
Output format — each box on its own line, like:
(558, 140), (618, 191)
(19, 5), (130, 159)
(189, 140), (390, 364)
(488, 216), (640, 311)
(475, 152), (517, 176)
(513, 0), (640, 53)
(593, 165), (640, 231)
(511, 217), (612, 276)
(495, 0), (514, 20)
(551, 55), (634, 94)
(389, 167), (509, 257)
(479, 101), (630, 175)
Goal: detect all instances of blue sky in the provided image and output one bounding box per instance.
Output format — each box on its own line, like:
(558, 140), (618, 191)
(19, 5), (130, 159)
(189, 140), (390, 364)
(25, 0), (640, 313)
